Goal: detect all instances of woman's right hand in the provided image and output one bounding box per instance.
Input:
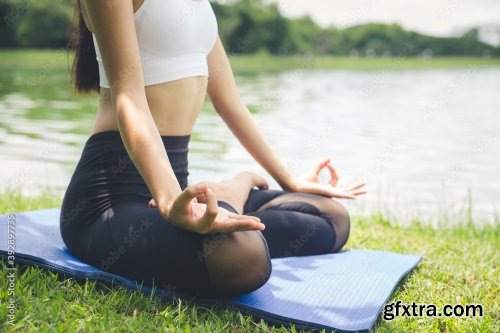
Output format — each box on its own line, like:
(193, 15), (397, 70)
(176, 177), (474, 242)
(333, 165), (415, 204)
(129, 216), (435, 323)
(160, 183), (265, 234)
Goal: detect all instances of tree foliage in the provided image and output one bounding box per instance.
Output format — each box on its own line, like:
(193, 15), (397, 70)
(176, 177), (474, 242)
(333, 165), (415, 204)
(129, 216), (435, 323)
(1, 0), (73, 48)
(0, 0), (498, 57)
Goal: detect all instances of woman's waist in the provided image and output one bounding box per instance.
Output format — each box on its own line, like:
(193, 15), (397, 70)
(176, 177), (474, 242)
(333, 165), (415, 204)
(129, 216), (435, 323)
(96, 77), (206, 134)
(70, 130), (190, 190)
(77, 130), (190, 169)
(84, 130), (191, 150)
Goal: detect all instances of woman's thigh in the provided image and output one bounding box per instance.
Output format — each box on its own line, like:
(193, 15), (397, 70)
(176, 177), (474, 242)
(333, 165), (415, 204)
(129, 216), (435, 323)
(78, 200), (212, 296)
(71, 198), (272, 297)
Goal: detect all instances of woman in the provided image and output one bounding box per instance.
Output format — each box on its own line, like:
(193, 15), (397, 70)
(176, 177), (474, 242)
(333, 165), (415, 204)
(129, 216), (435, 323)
(60, 0), (366, 298)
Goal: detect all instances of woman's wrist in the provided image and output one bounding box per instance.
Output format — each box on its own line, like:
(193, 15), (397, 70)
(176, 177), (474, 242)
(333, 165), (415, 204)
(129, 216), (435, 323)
(157, 191), (181, 218)
(274, 169), (297, 192)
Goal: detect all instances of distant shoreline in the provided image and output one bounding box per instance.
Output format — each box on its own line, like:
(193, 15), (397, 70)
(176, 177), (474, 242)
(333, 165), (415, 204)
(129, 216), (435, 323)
(1, 49), (500, 74)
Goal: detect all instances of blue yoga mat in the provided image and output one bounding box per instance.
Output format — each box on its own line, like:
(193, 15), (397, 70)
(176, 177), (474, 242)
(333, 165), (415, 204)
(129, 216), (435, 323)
(0, 208), (420, 332)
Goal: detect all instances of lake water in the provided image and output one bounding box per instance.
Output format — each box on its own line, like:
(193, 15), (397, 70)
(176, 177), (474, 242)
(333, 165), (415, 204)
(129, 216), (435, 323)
(1, 63), (499, 225)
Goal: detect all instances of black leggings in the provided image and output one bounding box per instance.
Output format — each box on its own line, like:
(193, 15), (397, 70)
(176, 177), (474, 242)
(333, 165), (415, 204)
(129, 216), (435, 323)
(60, 131), (350, 298)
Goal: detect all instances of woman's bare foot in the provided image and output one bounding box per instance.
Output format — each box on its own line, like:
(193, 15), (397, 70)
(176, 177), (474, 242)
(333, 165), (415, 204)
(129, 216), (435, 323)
(149, 171), (268, 213)
(197, 171), (268, 214)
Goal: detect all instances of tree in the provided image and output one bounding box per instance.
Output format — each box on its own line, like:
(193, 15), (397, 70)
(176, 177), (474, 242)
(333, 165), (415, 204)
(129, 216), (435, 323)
(14, 0), (73, 48)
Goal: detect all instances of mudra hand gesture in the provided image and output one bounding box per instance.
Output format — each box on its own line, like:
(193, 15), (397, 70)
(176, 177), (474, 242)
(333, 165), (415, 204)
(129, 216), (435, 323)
(284, 157), (367, 199)
(158, 183), (265, 234)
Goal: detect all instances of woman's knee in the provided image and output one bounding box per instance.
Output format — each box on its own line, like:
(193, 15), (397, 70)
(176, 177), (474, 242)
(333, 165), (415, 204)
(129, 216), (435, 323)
(202, 230), (272, 296)
(257, 192), (351, 252)
(326, 199), (350, 252)
(291, 194), (351, 252)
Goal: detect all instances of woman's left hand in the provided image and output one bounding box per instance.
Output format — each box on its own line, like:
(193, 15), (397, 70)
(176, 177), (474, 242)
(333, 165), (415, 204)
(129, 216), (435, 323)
(284, 157), (367, 199)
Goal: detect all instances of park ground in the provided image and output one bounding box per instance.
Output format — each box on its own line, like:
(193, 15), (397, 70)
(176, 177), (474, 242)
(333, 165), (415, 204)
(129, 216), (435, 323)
(0, 189), (498, 332)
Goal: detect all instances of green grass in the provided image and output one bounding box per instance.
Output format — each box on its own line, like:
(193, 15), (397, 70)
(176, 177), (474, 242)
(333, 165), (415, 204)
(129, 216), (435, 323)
(1, 49), (500, 74)
(0, 191), (498, 332)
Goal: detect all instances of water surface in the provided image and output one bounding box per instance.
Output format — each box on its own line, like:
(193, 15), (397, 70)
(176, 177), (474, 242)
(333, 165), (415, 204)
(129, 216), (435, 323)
(1, 61), (498, 225)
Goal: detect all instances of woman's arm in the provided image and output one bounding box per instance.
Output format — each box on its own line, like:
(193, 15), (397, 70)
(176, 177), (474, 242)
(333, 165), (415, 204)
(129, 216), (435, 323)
(206, 36), (366, 199)
(206, 37), (294, 190)
(81, 0), (182, 212)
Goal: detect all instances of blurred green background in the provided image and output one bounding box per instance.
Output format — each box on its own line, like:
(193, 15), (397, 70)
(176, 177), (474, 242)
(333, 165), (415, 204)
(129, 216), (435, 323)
(1, 3), (498, 332)
(1, 0), (499, 57)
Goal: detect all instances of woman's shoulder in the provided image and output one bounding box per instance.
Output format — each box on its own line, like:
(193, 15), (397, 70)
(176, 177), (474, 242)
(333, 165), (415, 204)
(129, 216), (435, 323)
(80, 0), (148, 34)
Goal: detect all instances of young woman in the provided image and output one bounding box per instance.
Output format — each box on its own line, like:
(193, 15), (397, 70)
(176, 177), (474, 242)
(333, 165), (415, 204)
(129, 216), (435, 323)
(60, 0), (366, 298)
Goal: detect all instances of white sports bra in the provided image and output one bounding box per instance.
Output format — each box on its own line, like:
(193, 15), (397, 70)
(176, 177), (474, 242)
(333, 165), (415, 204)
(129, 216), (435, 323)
(92, 0), (218, 88)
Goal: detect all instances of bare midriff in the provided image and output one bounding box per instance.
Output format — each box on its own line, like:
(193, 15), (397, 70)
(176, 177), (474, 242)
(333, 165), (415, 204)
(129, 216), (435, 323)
(91, 76), (208, 136)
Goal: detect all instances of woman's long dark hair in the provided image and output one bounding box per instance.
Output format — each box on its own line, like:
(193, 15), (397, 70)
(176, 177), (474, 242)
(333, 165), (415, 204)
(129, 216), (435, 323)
(71, 0), (99, 94)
